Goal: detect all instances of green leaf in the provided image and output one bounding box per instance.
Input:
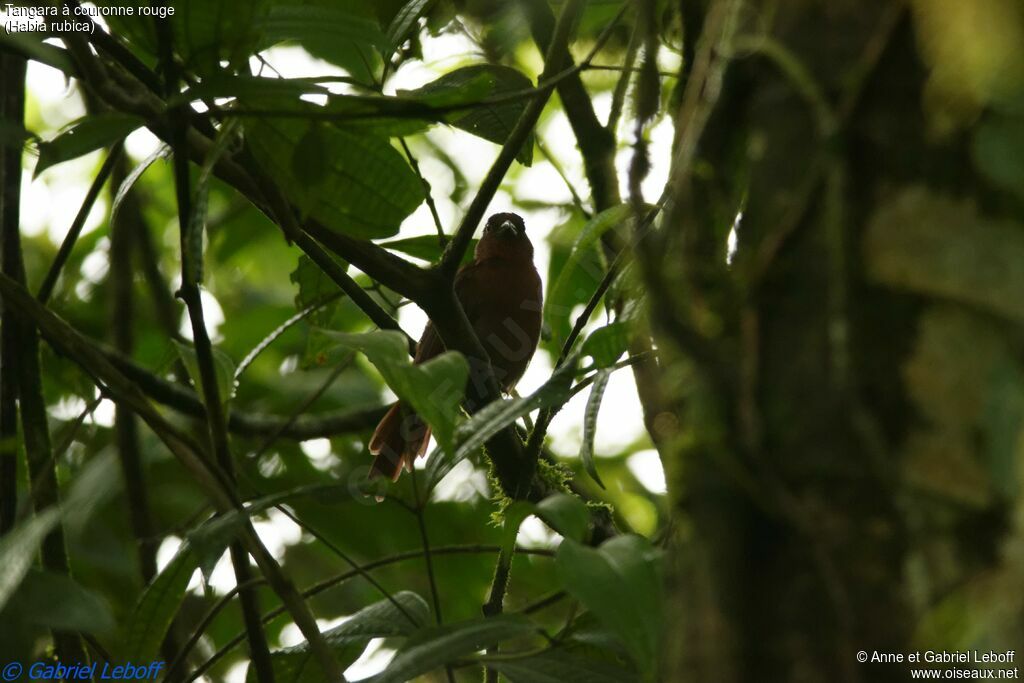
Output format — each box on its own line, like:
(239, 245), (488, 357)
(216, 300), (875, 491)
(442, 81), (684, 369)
(581, 322), (629, 368)
(499, 493), (588, 554)
(110, 144), (170, 226)
(35, 114), (142, 177)
(534, 493), (590, 542)
(545, 206), (631, 347)
(258, 2), (384, 82)
(319, 330), (468, 454)
(123, 544), (198, 661)
(94, 0), (269, 72)
(260, 4), (386, 49)
(425, 354), (580, 490)
(188, 120), (241, 286)
(368, 615), (539, 683)
(379, 235), (477, 264)
(174, 75), (330, 105)
(385, 0), (434, 57)
(247, 115), (424, 239)
(0, 33), (75, 74)
(291, 254), (347, 327)
(0, 510), (62, 614)
(188, 484), (346, 580)
(973, 114), (1024, 199)
(580, 369), (611, 489)
(555, 535), (664, 677)
(481, 647), (640, 683)
(253, 592), (431, 683)
(16, 571), (117, 637)
(173, 340), (238, 406)
(0, 451), (118, 613)
(402, 65), (536, 164)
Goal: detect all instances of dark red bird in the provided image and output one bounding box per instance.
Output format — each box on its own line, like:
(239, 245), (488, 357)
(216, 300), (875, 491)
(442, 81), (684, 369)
(369, 212), (543, 479)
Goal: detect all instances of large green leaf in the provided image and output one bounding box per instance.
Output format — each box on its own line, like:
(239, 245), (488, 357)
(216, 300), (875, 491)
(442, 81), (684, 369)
(0, 452), (118, 613)
(581, 322), (629, 368)
(251, 592), (430, 683)
(424, 354), (579, 490)
(367, 615), (539, 683)
(247, 115), (424, 239)
(260, 1), (385, 82)
(34, 114), (142, 177)
(0, 510), (62, 614)
(385, 0), (435, 58)
(291, 254), (347, 327)
(122, 545), (199, 661)
(319, 330), (468, 454)
(14, 571), (117, 637)
(402, 65), (537, 164)
(95, 0), (270, 73)
(500, 493), (590, 561)
(481, 647), (640, 683)
(555, 535), (664, 678)
(258, 4), (386, 50)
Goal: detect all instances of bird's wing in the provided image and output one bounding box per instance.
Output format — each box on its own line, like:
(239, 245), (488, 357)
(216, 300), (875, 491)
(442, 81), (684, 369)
(412, 263), (481, 364)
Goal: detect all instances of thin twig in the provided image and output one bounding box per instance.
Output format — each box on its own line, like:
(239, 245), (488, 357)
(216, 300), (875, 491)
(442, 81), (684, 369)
(36, 143), (123, 304)
(185, 544), (557, 682)
(399, 137), (447, 247)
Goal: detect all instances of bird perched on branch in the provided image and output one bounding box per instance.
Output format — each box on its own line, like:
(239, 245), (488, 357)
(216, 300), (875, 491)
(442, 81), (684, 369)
(369, 212), (543, 480)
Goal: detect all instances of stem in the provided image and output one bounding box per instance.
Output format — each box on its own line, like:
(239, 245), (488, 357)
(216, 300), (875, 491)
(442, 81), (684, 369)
(0, 47), (90, 671)
(439, 0), (587, 278)
(36, 143), (123, 304)
(154, 14), (275, 682)
(399, 137), (447, 247)
(409, 470), (456, 683)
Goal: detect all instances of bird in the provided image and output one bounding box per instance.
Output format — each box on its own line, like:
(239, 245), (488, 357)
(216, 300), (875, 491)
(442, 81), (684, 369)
(368, 212), (543, 480)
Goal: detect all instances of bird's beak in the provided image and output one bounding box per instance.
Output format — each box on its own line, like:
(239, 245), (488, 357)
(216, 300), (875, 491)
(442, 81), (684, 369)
(497, 220), (516, 236)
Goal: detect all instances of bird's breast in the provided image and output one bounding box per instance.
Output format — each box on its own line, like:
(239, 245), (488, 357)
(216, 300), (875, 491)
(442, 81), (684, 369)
(458, 258), (543, 390)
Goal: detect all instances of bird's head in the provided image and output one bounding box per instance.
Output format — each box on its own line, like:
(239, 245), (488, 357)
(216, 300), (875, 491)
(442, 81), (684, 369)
(475, 212), (533, 262)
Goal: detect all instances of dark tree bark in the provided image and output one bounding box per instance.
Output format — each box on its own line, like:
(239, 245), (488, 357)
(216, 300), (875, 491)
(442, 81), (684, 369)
(649, 2), (1008, 680)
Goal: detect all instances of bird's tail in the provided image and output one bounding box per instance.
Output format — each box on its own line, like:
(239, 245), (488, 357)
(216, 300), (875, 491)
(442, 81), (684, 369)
(368, 402), (431, 480)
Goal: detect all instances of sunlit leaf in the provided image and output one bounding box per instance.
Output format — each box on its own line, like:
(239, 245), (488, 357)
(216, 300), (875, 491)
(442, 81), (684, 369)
(253, 592), (431, 682)
(247, 115), (424, 239)
(481, 647), (640, 683)
(318, 330), (467, 454)
(424, 354), (579, 490)
(34, 114), (142, 177)
(173, 340), (238, 406)
(555, 535), (664, 677)
(402, 65), (537, 164)
(367, 615), (539, 683)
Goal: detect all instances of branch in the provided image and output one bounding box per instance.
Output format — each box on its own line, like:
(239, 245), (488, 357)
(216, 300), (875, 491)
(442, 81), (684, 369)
(0, 268), (350, 680)
(439, 0), (594, 277)
(522, 0), (625, 210)
(183, 544), (557, 681)
(95, 342), (385, 438)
